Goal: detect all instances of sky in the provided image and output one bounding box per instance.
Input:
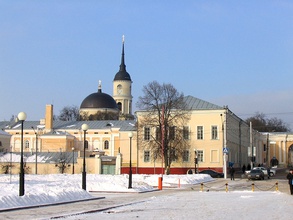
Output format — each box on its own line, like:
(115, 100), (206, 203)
(0, 173), (292, 219)
(1, 1), (293, 128)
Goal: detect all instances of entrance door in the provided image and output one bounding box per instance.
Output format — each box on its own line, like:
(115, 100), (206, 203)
(102, 165), (116, 174)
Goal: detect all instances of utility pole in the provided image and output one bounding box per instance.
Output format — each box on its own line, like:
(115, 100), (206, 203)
(250, 122), (253, 169)
(266, 133), (269, 166)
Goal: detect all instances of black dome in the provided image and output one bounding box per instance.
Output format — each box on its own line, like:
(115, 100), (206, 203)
(114, 70), (131, 81)
(80, 90), (118, 109)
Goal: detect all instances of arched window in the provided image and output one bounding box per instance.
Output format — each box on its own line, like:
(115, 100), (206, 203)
(104, 140), (109, 150)
(117, 84), (122, 95)
(85, 140), (89, 149)
(25, 140), (29, 149)
(117, 102), (122, 111)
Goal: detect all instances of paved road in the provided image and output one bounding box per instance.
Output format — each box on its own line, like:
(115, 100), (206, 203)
(0, 173), (291, 220)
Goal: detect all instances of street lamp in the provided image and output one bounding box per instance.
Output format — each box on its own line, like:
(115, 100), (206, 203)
(72, 147), (75, 174)
(128, 132), (133, 189)
(194, 149), (198, 174)
(18, 111), (27, 196)
(81, 123), (88, 190)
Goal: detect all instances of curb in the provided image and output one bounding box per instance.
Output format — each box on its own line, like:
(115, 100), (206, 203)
(0, 197), (105, 213)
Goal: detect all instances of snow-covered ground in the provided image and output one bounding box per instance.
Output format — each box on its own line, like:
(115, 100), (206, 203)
(0, 174), (292, 219)
(0, 173), (211, 210)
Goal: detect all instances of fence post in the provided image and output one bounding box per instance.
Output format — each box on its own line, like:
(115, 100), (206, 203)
(251, 183), (254, 192)
(225, 182), (228, 192)
(200, 183), (203, 192)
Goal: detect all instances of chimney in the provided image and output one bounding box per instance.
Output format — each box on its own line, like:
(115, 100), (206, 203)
(45, 104), (53, 130)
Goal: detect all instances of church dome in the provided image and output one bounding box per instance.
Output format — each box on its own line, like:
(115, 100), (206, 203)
(80, 81), (118, 110)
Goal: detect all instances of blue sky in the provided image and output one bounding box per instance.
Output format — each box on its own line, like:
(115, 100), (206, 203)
(1, 1), (293, 128)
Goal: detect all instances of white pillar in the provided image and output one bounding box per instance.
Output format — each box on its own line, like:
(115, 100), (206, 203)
(279, 141), (282, 163)
(95, 155), (102, 174)
(116, 153), (122, 175)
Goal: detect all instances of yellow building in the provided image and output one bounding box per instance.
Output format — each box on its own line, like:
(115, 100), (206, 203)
(135, 97), (260, 175)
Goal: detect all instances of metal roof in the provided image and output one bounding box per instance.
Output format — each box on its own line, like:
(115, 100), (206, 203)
(0, 120), (136, 132)
(183, 95), (223, 110)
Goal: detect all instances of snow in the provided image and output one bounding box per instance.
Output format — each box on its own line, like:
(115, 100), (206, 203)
(0, 174), (292, 219)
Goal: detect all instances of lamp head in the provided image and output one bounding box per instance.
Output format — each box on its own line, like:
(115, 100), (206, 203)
(128, 132), (133, 138)
(81, 123), (89, 131)
(18, 112), (27, 121)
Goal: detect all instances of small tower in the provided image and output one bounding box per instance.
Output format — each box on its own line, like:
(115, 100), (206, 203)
(113, 35), (133, 119)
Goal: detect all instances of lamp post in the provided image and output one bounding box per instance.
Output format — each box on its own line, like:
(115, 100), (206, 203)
(128, 132), (133, 189)
(18, 112), (27, 196)
(72, 147), (75, 174)
(194, 149), (198, 174)
(81, 123), (88, 190)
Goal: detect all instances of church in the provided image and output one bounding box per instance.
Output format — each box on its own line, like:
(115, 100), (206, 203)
(79, 36), (133, 121)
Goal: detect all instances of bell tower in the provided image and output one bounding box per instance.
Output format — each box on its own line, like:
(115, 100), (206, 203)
(113, 35), (133, 119)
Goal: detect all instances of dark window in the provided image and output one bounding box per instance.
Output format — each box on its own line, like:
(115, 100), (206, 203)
(183, 150), (189, 162)
(197, 126), (203, 140)
(169, 126), (175, 140)
(25, 140), (29, 149)
(183, 126), (189, 140)
(104, 140), (109, 150)
(211, 126), (218, 140)
(144, 151), (150, 162)
(144, 127), (150, 141)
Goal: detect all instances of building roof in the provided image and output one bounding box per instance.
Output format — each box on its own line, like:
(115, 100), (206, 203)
(0, 129), (11, 136)
(0, 120), (136, 132)
(183, 95), (223, 110)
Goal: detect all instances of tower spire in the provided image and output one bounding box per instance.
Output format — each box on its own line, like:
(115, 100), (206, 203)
(119, 35), (126, 72)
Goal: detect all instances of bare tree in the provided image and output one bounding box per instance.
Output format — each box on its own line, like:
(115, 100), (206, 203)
(58, 105), (80, 121)
(245, 112), (290, 132)
(55, 153), (71, 174)
(136, 81), (191, 174)
(80, 111), (119, 121)
(0, 153), (14, 174)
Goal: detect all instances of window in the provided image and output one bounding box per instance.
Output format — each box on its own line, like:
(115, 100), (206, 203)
(156, 127), (161, 141)
(0, 141), (2, 147)
(117, 102), (122, 111)
(183, 126), (189, 140)
(25, 140), (29, 149)
(211, 126), (218, 140)
(197, 126), (203, 140)
(117, 84), (122, 94)
(169, 126), (175, 140)
(104, 140), (109, 150)
(85, 140), (89, 149)
(170, 147), (176, 162)
(197, 150), (204, 162)
(182, 150), (189, 162)
(264, 144), (266, 151)
(144, 127), (150, 141)
(144, 150), (150, 162)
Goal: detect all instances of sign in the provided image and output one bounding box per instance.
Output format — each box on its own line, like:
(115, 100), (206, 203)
(223, 147), (229, 154)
